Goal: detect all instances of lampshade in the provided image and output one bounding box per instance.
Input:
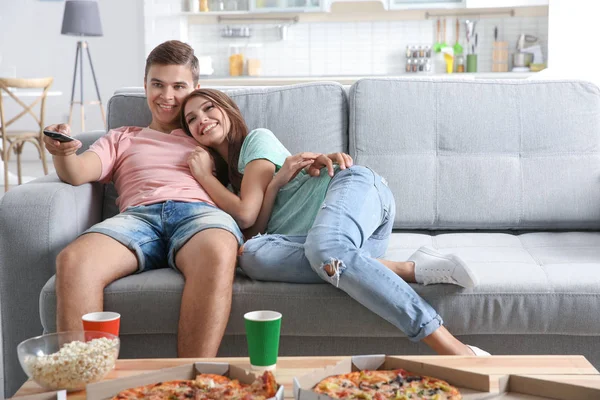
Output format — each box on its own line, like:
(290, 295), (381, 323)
(61, 0), (103, 37)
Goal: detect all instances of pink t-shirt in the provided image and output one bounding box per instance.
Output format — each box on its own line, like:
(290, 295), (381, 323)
(87, 126), (215, 212)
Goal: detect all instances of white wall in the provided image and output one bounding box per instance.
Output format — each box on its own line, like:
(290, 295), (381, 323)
(0, 0), (146, 134)
(545, 0), (600, 84)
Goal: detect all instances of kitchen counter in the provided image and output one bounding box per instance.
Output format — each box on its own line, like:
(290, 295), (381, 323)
(199, 72), (536, 86)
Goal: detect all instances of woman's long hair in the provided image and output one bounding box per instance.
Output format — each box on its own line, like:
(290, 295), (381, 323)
(180, 89), (248, 193)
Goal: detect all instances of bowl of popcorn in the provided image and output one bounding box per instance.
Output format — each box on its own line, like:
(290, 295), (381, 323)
(17, 330), (119, 391)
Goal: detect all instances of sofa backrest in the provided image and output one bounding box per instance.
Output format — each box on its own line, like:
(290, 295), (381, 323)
(102, 82), (348, 220)
(350, 78), (600, 230)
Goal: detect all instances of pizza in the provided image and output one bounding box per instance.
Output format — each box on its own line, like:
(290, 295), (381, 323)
(313, 369), (461, 400)
(111, 370), (278, 400)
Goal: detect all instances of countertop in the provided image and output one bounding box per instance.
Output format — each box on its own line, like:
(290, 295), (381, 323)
(199, 72), (536, 86)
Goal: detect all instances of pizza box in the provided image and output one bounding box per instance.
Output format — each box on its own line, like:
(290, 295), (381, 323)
(85, 362), (285, 400)
(488, 374), (600, 400)
(293, 355), (600, 400)
(9, 390), (67, 400)
(293, 355), (495, 400)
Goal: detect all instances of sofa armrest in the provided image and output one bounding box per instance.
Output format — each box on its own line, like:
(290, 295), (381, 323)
(0, 179), (104, 397)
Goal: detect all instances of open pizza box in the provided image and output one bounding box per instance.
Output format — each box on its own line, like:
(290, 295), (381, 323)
(85, 362), (285, 400)
(489, 374), (600, 400)
(9, 390), (67, 400)
(292, 355), (600, 400)
(293, 355), (495, 400)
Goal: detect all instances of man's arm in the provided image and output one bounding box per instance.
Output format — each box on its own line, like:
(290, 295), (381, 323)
(43, 123), (103, 185)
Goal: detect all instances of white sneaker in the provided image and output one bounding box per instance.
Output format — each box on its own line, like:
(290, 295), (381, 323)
(467, 345), (491, 356)
(410, 246), (478, 288)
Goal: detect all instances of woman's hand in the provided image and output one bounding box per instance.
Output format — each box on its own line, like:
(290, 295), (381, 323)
(271, 152), (318, 189)
(306, 152), (353, 177)
(187, 146), (215, 180)
(328, 152), (353, 169)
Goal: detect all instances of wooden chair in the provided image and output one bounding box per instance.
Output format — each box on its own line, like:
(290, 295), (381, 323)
(0, 77), (53, 191)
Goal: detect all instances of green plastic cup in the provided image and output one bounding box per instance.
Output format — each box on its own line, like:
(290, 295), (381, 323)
(244, 310), (282, 371)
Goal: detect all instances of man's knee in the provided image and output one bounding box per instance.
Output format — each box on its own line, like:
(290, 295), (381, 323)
(209, 233), (238, 272)
(56, 244), (85, 277)
(181, 261), (236, 291)
(181, 239), (237, 281)
(56, 237), (135, 287)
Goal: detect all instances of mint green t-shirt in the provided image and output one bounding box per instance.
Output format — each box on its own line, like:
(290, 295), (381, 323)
(238, 128), (334, 235)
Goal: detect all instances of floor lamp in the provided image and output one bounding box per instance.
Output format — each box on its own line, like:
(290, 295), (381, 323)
(61, 0), (106, 132)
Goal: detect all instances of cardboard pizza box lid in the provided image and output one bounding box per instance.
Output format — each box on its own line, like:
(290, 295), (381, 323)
(293, 355), (495, 400)
(86, 362), (285, 400)
(8, 390), (66, 400)
(492, 374), (600, 400)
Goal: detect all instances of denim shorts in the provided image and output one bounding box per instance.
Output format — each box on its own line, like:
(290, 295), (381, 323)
(83, 200), (244, 272)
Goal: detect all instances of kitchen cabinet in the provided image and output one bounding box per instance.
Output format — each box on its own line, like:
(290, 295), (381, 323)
(389, 0), (464, 11)
(466, 0), (547, 8)
(250, 0), (324, 12)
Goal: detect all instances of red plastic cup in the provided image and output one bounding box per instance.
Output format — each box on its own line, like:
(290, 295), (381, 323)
(82, 312), (120, 336)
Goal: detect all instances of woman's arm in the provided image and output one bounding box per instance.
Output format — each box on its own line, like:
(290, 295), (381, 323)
(189, 146), (275, 229)
(243, 179), (280, 239)
(190, 147), (323, 231)
(244, 153), (324, 237)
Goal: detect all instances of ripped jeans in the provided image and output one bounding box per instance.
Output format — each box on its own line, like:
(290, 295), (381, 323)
(239, 165), (442, 341)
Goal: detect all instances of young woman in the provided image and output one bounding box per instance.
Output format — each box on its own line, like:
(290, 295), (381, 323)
(180, 88), (488, 356)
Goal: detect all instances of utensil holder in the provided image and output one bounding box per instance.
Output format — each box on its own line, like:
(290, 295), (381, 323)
(466, 54), (478, 73)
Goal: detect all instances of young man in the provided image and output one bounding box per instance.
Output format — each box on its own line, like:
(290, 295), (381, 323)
(43, 40), (242, 357)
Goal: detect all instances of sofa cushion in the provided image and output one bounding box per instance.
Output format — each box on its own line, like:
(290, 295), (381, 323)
(40, 231), (600, 338)
(102, 83), (348, 220)
(349, 78), (600, 230)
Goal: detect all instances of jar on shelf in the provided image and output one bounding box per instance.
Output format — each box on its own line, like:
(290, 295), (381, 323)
(226, 0), (238, 10)
(424, 59), (432, 72)
(189, 0), (200, 12)
(210, 0), (225, 11)
(229, 46), (244, 76)
(246, 44), (262, 76)
(456, 54), (465, 73)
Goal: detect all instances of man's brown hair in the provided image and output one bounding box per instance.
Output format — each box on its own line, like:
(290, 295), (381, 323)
(180, 89), (249, 194)
(144, 40), (200, 85)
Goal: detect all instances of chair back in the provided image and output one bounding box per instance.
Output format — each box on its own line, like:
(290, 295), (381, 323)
(0, 77), (54, 139)
(0, 77), (54, 190)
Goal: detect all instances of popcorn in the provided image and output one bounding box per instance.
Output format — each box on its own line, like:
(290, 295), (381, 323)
(24, 337), (119, 390)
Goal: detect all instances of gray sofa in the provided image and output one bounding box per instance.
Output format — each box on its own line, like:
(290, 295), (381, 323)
(2, 78), (600, 398)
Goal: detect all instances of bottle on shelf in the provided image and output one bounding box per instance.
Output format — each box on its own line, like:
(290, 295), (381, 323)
(189, 0), (200, 12)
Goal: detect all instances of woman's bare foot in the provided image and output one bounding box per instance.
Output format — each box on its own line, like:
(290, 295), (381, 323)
(377, 259), (416, 282)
